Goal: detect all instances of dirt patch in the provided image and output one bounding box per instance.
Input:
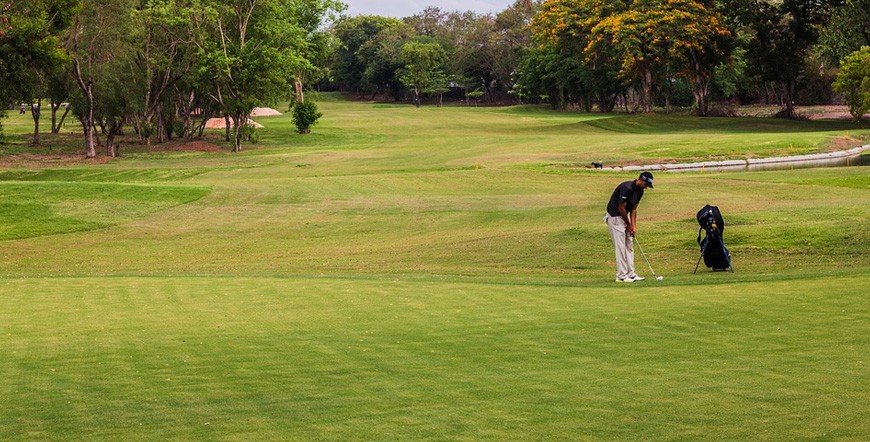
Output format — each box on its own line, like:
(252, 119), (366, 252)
(801, 106), (856, 120)
(823, 136), (870, 152)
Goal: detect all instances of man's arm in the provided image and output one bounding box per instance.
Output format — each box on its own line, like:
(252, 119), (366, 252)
(618, 201), (634, 236)
(629, 207), (638, 236)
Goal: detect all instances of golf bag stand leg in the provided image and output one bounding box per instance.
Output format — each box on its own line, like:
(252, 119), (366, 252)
(693, 240), (709, 274)
(719, 235), (735, 272)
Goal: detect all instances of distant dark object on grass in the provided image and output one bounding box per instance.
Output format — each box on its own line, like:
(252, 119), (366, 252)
(591, 162), (603, 169)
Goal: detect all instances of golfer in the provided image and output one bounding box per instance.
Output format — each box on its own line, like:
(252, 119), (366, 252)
(605, 171), (654, 282)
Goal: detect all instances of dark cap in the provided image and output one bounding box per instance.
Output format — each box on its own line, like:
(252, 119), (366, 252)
(639, 171), (654, 188)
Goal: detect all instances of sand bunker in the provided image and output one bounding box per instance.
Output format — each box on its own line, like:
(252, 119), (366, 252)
(204, 118), (264, 129)
(251, 107), (282, 116)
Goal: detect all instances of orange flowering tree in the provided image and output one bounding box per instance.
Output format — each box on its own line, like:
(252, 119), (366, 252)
(589, 0), (731, 114)
(526, 0), (623, 110)
(530, 0), (732, 114)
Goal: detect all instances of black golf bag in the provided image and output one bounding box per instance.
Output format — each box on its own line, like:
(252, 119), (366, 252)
(694, 205), (734, 273)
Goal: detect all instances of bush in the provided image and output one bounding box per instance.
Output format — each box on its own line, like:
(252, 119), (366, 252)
(140, 122), (155, 139)
(171, 120), (185, 139)
(833, 46), (870, 122)
(292, 100), (322, 134)
(241, 123), (258, 144)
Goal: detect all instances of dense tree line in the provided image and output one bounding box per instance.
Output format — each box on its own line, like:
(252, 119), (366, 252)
(1, 0), (868, 155)
(1, 0), (342, 156)
(327, 0), (869, 119)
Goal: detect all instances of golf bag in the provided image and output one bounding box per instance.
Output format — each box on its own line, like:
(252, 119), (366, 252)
(694, 205), (734, 273)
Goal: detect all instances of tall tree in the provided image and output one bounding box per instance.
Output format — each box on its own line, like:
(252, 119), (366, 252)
(817, 0), (870, 67)
(527, 0), (623, 111)
(357, 22), (416, 99)
(734, 0), (835, 117)
(129, 0), (197, 146)
(588, 0), (731, 114)
(0, 0), (79, 143)
(68, 0), (134, 158)
(283, 0), (344, 103)
(198, 0), (309, 152)
(332, 15), (404, 94)
(398, 40), (447, 107)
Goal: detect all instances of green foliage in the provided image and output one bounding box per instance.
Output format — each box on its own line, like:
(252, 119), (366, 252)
(171, 120), (185, 139)
(291, 100), (323, 134)
(833, 46), (870, 122)
(240, 122), (259, 143)
(816, 0), (870, 67)
(398, 41), (448, 106)
(332, 15), (406, 93)
(140, 122), (155, 139)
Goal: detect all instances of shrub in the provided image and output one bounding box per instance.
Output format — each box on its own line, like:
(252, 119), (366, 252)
(171, 120), (185, 139)
(833, 46), (870, 122)
(241, 123), (258, 144)
(292, 100), (322, 134)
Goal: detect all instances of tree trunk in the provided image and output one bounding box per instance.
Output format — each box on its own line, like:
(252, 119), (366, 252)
(691, 74), (710, 117)
(30, 99), (41, 145)
(106, 119), (123, 157)
(72, 64), (96, 157)
(225, 115), (231, 142)
(294, 77), (304, 103)
(780, 80), (794, 118)
(230, 113), (244, 152)
(156, 103), (166, 143)
(51, 101), (58, 133)
(641, 65), (653, 113)
(52, 102), (70, 134)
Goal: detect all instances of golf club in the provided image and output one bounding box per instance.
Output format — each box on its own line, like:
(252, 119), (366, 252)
(633, 236), (664, 280)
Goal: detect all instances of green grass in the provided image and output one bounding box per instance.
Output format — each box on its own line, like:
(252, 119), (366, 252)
(0, 95), (868, 439)
(1, 276), (866, 440)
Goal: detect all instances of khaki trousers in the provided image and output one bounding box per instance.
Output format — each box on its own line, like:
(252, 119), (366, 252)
(605, 214), (635, 280)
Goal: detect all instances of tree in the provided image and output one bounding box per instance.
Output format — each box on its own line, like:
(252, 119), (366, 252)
(488, 1), (537, 102)
(68, 0), (134, 158)
(47, 62), (73, 134)
(283, 0), (344, 103)
(332, 15), (405, 95)
(588, 0), (731, 114)
(129, 0), (198, 146)
(357, 22), (416, 99)
(817, 0), (870, 68)
(832, 46), (870, 122)
(0, 0), (79, 143)
(198, 0), (309, 152)
(526, 0), (623, 111)
(734, 0), (835, 117)
(398, 41), (448, 107)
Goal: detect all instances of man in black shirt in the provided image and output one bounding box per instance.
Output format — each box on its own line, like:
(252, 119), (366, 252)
(605, 171), (654, 282)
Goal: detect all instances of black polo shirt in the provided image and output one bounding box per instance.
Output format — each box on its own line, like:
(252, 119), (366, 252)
(606, 180), (644, 217)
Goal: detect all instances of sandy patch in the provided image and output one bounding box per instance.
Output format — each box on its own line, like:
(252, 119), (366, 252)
(204, 118), (264, 129)
(251, 107), (282, 116)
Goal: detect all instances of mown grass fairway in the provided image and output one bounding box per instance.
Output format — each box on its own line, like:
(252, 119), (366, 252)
(1, 97), (868, 440)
